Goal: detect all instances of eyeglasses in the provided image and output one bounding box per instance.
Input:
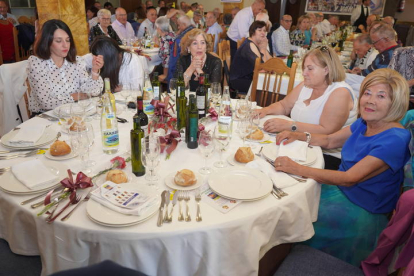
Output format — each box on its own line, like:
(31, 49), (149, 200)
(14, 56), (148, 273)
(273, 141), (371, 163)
(317, 46), (332, 60)
(372, 37), (387, 45)
(101, 18), (111, 21)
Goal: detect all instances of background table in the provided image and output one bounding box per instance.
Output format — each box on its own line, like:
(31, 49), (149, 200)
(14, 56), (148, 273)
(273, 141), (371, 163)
(0, 110), (324, 276)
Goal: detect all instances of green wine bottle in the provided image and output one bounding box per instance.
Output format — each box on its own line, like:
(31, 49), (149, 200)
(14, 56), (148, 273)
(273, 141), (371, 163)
(131, 111), (146, 177)
(177, 72), (187, 130)
(287, 50), (294, 68)
(151, 72), (161, 100)
(187, 94), (198, 149)
(134, 96), (148, 134)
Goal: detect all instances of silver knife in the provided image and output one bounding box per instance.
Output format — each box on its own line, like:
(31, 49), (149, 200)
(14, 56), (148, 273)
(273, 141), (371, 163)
(163, 191), (171, 222)
(167, 192), (178, 222)
(157, 190), (167, 227)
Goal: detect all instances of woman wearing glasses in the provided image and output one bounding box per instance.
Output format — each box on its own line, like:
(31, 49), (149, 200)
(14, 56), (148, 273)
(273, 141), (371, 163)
(89, 8), (122, 45)
(258, 46), (357, 170)
(274, 69), (410, 266)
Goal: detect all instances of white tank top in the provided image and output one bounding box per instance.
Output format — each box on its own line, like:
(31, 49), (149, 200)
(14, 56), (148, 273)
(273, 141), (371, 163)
(290, 81), (357, 158)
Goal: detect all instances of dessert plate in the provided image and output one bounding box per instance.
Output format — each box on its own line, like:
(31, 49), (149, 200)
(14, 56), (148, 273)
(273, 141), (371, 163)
(164, 171), (203, 191)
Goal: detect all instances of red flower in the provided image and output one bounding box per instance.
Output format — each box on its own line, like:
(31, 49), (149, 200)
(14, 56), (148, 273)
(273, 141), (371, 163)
(111, 156), (126, 169)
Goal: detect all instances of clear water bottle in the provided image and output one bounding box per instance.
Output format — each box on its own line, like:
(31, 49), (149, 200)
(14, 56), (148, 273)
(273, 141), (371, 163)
(101, 92), (119, 154)
(143, 73), (154, 116)
(218, 86), (233, 137)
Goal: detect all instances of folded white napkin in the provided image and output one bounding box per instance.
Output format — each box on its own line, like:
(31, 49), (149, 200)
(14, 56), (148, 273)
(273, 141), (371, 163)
(8, 117), (51, 146)
(91, 181), (158, 216)
(278, 140), (308, 162)
(246, 159), (299, 189)
(12, 159), (59, 190)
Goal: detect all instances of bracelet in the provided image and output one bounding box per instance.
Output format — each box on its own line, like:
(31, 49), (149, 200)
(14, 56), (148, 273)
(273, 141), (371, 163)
(304, 132), (311, 143)
(184, 73), (190, 80)
(91, 69), (100, 77)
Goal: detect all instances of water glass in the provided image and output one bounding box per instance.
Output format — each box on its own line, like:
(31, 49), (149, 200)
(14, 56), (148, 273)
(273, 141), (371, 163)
(56, 105), (71, 132)
(213, 125), (231, 168)
(199, 131), (215, 174)
(238, 119), (250, 146)
(142, 136), (161, 184)
(120, 84), (132, 111)
(211, 82), (221, 108)
(69, 123), (94, 174)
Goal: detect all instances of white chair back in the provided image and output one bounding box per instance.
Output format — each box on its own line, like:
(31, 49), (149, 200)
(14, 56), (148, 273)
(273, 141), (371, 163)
(0, 60), (29, 136)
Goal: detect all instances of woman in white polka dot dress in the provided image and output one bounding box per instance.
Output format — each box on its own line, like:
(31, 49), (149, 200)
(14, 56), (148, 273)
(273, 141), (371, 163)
(27, 19), (104, 114)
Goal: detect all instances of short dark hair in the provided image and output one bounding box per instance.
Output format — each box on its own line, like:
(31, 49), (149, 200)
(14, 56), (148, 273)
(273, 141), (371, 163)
(104, 2), (113, 8)
(249, 20), (266, 37)
(90, 36), (131, 91)
(34, 19), (77, 63)
(158, 7), (168, 17)
(87, 6), (99, 17)
(146, 6), (156, 13)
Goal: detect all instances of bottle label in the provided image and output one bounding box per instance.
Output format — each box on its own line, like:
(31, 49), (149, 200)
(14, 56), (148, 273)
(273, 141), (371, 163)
(103, 129), (119, 147)
(106, 113), (115, 119)
(153, 87), (160, 99)
(207, 88), (211, 100)
(143, 100), (154, 115)
(218, 116), (232, 125)
(197, 95), (205, 109)
(189, 117), (198, 142)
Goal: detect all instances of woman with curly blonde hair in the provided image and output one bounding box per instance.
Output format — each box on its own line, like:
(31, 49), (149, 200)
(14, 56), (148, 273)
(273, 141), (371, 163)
(175, 28), (222, 91)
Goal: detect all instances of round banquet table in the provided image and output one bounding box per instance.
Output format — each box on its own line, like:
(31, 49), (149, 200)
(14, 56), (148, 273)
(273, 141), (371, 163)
(0, 108), (324, 276)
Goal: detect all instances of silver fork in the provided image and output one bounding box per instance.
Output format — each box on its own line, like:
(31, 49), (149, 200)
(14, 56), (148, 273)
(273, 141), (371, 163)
(262, 156), (307, 183)
(184, 192), (191, 222)
(255, 146), (264, 157)
(61, 191), (92, 221)
(177, 191), (184, 222)
(195, 190), (202, 222)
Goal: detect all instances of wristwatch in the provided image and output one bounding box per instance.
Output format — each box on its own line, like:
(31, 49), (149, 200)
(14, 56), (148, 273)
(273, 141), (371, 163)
(291, 121), (297, 132)
(304, 132), (311, 143)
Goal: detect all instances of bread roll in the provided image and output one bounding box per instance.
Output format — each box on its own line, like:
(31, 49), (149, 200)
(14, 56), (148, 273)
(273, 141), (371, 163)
(50, 140), (71, 156)
(234, 147), (254, 163)
(247, 128), (264, 140)
(106, 169), (128, 184)
(174, 169), (197, 187)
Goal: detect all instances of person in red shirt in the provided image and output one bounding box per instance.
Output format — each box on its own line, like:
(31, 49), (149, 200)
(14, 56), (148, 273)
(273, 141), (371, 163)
(0, 19), (15, 63)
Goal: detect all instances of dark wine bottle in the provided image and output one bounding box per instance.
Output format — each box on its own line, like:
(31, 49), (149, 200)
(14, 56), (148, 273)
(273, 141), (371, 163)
(287, 50), (294, 68)
(131, 112), (145, 177)
(196, 74), (206, 118)
(151, 72), (161, 100)
(177, 72), (187, 130)
(134, 96), (148, 134)
(187, 94), (198, 149)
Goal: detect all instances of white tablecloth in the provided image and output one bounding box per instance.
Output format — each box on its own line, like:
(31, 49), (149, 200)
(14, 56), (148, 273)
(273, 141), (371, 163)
(0, 112), (324, 276)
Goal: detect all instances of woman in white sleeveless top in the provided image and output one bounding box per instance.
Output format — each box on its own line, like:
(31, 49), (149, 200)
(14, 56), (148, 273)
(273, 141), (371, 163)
(258, 46), (357, 170)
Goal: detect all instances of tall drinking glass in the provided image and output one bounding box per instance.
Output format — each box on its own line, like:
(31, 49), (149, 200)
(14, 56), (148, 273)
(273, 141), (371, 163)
(69, 123), (93, 174)
(213, 125), (231, 168)
(120, 84), (132, 111)
(199, 130), (215, 174)
(142, 136), (161, 184)
(211, 82), (221, 108)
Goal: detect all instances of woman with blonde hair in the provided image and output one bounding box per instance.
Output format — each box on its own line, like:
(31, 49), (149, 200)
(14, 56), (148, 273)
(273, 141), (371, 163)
(258, 46), (357, 170)
(175, 28), (222, 91)
(274, 68), (410, 266)
(290, 15), (313, 47)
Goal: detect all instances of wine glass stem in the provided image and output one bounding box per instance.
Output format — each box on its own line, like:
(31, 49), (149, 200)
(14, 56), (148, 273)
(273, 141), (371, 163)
(219, 148), (223, 164)
(204, 155), (208, 169)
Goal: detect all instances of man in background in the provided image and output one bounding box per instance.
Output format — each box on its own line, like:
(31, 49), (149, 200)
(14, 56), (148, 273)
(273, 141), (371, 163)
(111, 7), (135, 40)
(272, 14), (298, 56)
(137, 6), (157, 38)
(205, 11), (222, 52)
(348, 34), (378, 72)
(351, 0), (371, 33)
(0, 0), (18, 26)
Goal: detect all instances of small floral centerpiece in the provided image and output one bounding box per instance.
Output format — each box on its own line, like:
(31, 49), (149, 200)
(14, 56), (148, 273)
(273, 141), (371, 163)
(148, 96), (181, 160)
(37, 156), (131, 220)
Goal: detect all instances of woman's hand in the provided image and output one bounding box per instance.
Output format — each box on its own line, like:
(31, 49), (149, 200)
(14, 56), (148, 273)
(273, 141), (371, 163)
(351, 67), (362, 75)
(275, 130), (303, 145)
(274, 156), (302, 175)
(258, 37), (268, 53)
(254, 108), (267, 118)
(263, 118), (290, 133)
(92, 55), (104, 72)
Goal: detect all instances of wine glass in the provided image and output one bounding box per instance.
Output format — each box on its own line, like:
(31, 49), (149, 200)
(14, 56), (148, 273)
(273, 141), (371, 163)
(142, 136), (161, 184)
(211, 82), (221, 108)
(238, 119), (250, 146)
(69, 123), (93, 174)
(69, 103), (85, 129)
(56, 104), (71, 132)
(213, 125), (231, 168)
(236, 100), (249, 120)
(77, 91), (92, 121)
(120, 84), (131, 111)
(198, 130), (215, 174)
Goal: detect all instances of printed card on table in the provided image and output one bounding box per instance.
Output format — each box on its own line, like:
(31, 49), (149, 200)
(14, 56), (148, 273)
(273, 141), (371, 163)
(200, 184), (241, 214)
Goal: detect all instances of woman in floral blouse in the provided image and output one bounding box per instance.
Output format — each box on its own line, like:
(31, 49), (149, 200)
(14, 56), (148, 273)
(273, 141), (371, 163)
(89, 9), (122, 45)
(155, 16), (175, 82)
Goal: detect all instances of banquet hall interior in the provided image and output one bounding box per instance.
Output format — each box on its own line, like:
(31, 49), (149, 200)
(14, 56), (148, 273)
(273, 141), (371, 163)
(0, 0), (414, 275)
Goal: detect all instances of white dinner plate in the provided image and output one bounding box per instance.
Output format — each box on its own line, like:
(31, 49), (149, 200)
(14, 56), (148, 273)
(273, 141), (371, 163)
(246, 133), (271, 143)
(262, 144), (317, 166)
(86, 183), (160, 226)
(259, 115), (293, 136)
(226, 153), (260, 167)
(52, 103), (96, 118)
(0, 160), (68, 195)
(44, 149), (78, 161)
(0, 126), (59, 150)
(164, 171), (204, 191)
(142, 47), (159, 54)
(208, 167), (272, 201)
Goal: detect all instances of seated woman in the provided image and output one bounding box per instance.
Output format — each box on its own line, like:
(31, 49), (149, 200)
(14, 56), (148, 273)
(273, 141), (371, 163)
(155, 16), (176, 82)
(84, 36), (145, 92)
(257, 46), (357, 170)
(86, 5), (99, 30)
(89, 8), (122, 45)
(229, 21), (272, 94)
(274, 69), (410, 266)
(27, 19), (103, 114)
(290, 15), (312, 48)
(175, 28), (222, 91)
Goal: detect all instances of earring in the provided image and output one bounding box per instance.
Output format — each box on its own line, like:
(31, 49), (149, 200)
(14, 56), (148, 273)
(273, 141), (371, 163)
(188, 48), (190, 53)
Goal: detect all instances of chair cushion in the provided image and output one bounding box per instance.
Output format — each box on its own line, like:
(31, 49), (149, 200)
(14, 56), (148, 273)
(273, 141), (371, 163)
(274, 245), (364, 276)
